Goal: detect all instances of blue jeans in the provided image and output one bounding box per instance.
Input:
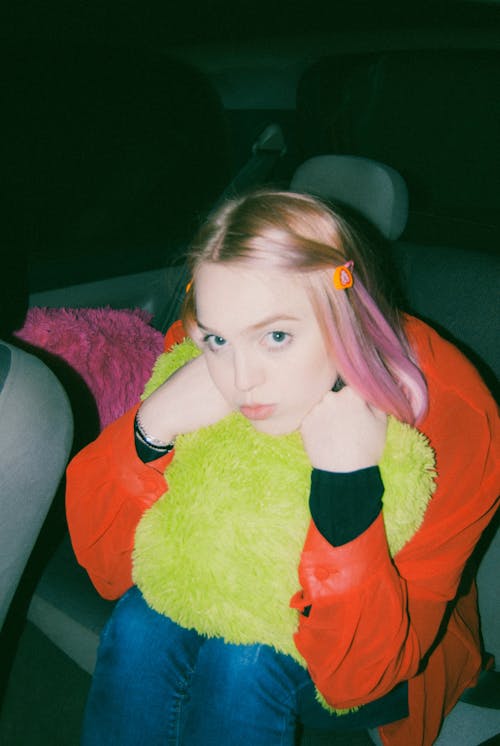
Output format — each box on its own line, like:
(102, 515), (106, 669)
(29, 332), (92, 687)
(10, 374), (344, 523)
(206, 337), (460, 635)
(82, 586), (373, 746)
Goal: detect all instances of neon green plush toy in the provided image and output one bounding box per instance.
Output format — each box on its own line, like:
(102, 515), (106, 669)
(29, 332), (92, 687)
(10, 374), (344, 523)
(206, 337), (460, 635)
(133, 339), (436, 670)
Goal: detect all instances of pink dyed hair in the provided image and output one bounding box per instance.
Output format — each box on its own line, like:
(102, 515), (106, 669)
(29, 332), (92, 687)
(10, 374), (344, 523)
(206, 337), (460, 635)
(182, 189), (428, 425)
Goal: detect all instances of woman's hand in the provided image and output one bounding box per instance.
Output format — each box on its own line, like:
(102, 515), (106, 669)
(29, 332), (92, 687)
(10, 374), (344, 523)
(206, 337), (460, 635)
(137, 354), (233, 444)
(300, 387), (387, 473)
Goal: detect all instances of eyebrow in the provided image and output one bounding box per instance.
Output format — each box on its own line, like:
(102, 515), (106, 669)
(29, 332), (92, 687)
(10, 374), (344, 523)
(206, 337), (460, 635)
(197, 313), (301, 334)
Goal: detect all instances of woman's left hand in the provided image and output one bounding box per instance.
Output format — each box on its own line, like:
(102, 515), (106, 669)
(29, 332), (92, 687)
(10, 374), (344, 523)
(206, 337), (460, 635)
(300, 387), (387, 472)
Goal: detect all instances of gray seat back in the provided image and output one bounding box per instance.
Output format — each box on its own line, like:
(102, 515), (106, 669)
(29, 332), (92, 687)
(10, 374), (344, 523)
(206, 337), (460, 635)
(0, 342), (73, 629)
(291, 154), (408, 240)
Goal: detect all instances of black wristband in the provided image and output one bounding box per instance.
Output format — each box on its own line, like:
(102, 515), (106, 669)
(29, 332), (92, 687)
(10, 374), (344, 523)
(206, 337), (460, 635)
(310, 466), (384, 546)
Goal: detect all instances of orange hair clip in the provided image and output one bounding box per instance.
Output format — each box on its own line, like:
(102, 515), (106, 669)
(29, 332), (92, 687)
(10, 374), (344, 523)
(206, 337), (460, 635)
(185, 279), (193, 294)
(333, 261), (354, 290)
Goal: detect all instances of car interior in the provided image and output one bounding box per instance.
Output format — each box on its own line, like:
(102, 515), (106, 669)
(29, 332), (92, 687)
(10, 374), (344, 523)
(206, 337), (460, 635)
(1, 1), (499, 744)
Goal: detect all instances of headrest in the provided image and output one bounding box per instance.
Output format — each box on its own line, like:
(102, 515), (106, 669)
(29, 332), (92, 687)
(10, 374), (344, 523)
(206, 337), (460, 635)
(290, 155), (408, 240)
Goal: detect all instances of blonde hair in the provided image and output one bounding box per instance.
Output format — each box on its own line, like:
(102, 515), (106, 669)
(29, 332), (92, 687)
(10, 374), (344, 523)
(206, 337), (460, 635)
(182, 189), (427, 424)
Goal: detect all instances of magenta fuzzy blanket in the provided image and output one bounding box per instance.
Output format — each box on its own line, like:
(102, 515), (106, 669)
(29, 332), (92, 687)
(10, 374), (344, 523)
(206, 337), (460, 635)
(15, 306), (164, 429)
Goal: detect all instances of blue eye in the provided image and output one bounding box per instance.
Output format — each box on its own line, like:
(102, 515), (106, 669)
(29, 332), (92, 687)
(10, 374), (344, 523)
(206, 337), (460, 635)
(203, 334), (227, 351)
(266, 331), (291, 348)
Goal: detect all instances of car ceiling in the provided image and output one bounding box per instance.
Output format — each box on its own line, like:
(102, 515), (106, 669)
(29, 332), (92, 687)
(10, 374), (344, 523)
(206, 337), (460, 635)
(2, 0), (500, 49)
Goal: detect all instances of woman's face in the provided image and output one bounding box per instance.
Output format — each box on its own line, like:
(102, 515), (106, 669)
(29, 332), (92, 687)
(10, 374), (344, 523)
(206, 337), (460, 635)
(193, 262), (337, 435)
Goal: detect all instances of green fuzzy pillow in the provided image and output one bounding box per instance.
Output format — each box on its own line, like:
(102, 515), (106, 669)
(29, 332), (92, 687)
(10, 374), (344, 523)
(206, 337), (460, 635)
(133, 339), (436, 665)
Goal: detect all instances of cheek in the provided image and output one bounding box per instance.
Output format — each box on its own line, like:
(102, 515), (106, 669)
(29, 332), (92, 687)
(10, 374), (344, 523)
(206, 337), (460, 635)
(294, 353), (336, 402)
(205, 356), (233, 396)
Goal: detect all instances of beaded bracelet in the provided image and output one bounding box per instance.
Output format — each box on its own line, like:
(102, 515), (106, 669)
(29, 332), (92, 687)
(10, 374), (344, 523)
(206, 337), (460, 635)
(134, 410), (175, 454)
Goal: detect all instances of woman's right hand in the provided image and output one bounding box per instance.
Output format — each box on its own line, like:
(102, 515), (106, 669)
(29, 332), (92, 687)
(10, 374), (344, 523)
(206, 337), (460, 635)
(136, 354), (233, 444)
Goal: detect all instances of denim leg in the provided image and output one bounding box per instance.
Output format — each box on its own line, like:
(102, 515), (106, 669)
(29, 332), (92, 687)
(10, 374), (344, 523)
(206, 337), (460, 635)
(181, 638), (376, 744)
(81, 586), (204, 746)
(180, 636), (307, 746)
(82, 587), (373, 745)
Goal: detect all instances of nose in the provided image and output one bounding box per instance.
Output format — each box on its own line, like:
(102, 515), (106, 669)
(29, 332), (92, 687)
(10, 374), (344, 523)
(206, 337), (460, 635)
(233, 349), (265, 392)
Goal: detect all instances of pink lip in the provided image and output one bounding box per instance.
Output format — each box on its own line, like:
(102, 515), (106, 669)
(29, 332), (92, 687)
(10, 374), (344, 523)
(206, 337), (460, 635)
(239, 404), (276, 421)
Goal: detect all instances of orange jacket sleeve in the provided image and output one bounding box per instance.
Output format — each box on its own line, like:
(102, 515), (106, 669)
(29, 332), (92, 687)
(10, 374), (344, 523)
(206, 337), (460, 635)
(66, 404), (174, 599)
(65, 321), (187, 599)
(291, 319), (500, 711)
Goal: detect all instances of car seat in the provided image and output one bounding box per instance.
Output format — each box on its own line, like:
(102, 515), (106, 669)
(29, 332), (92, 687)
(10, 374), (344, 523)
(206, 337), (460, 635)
(296, 50), (500, 253)
(1, 40), (231, 294)
(0, 342), (73, 632)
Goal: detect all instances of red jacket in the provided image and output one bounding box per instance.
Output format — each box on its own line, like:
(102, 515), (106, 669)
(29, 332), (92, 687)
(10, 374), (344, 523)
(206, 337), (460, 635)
(66, 317), (499, 746)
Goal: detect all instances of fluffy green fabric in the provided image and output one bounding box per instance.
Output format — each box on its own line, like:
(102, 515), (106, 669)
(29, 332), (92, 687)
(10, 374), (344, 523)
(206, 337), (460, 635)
(136, 340), (311, 660)
(133, 339), (436, 671)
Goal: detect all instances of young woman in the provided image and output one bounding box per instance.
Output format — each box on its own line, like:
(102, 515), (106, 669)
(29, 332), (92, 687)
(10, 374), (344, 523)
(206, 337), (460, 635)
(66, 190), (499, 746)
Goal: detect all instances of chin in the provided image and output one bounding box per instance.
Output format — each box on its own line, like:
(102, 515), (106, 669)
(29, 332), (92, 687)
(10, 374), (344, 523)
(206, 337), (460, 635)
(250, 417), (299, 437)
